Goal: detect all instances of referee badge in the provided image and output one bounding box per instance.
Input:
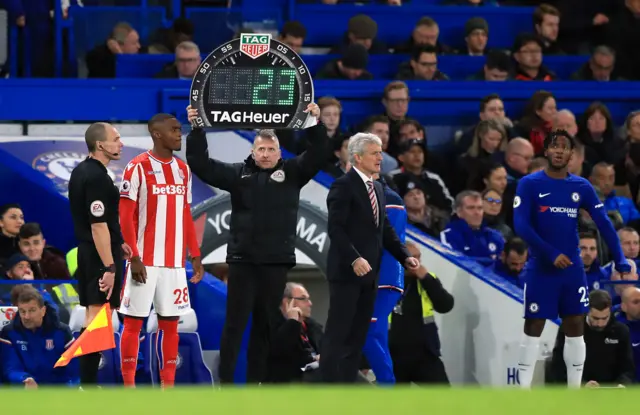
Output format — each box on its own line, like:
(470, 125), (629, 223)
(571, 192), (580, 203)
(270, 170), (285, 183)
(90, 201), (105, 217)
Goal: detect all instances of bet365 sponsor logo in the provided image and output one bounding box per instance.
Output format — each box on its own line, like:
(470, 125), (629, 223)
(152, 184), (186, 196)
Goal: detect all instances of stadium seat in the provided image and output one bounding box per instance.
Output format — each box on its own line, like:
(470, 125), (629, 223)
(147, 309), (214, 385)
(291, 5), (535, 49)
(116, 54), (589, 81)
(69, 305), (123, 385)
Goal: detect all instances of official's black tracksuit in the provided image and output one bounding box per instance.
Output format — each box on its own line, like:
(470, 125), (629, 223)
(549, 317), (635, 386)
(389, 272), (454, 384)
(186, 123), (328, 384)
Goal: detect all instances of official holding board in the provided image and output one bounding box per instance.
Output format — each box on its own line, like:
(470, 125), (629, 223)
(320, 133), (420, 383)
(186, 33), (329, 385)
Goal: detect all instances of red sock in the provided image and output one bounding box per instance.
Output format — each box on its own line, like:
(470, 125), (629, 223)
(120, 317), (143, 387)
(156, 319), (179, 389)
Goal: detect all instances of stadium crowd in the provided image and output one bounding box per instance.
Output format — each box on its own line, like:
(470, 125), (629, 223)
(1, 0), (640, 389)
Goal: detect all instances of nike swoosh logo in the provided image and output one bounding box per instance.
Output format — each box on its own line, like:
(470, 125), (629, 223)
(241, 174), (251, 178)
(539, 193), (551, 198)
(633, 343), (640, 347)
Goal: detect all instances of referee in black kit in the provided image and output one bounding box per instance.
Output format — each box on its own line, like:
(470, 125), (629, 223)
(186, 103), (327, 384)
(68, 122), (132, 388)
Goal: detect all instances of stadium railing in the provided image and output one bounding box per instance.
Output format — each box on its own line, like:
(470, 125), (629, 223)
(116, 53), (589, 81)
(1, 79), (639, 127)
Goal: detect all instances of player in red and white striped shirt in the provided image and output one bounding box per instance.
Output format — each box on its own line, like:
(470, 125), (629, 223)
(118, 113), (204, 388)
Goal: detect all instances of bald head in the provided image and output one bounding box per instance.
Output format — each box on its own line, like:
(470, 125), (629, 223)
(85, 122), (111, 152)
(621, 286), (640, 320)
(622, 286), (640, 302)
(505, 138), (534, 175)
(555, 109), (578, 137)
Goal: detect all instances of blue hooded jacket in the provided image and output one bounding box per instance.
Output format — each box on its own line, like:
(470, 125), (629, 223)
(440, 217), (504, 264)
(378, 179), (407, 290)
(585, 259), (611, 292)
(0, 303), (79, 386)
(616, 311), (640, 382)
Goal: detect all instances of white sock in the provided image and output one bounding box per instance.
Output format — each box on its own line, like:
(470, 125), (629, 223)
(517, 334), (540, 389)
(564, 336), (586, 389)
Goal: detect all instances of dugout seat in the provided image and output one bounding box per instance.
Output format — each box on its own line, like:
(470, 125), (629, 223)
(147, 309), (213, 385)
(69, 305), (123, 385)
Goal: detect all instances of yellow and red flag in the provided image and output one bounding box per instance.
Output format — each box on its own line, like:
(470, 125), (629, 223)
(54, 304), (115, 368)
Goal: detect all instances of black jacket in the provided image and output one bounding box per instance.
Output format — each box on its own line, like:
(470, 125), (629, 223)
(389, 272), (454, 357)
(326, 169), (409, 283)
(550, 317), (635, 385)
(267, 315), (323, 383)
(186, 124), (328, 265)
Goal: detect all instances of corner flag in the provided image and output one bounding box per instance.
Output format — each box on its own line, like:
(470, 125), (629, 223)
(54, 304), (116, 368)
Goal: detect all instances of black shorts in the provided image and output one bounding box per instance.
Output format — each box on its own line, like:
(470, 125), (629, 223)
(76, 242), (123, 309)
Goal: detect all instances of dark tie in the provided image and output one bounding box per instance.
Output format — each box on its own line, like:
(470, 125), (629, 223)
(367, 181), (379, 225)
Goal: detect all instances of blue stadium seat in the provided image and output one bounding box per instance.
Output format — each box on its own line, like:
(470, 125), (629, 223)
(69, 305), (123, 385)
(147, 310), (213, 386)
(67, 5), (168, 59)
(184, 7), (282, 56)
(116, 54), (589, 80)
(291, 5), (535, 49)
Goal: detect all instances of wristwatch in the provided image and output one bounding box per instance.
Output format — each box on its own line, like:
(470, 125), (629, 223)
(101, 264), (116, 273)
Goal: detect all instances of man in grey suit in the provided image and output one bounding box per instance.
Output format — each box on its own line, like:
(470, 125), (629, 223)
(320, 132), (420, 383)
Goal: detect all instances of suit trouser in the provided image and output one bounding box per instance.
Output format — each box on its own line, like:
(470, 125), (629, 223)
(363, 288), (402, 385)
(218, 263), (290, 384)
(320, 278), (377, 383)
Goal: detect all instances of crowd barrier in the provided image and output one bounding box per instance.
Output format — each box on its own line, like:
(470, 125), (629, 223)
(1, 80), (640, 126)
(116, 54), (590, 81)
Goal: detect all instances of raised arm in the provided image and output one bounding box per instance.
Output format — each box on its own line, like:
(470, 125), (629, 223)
(185, 106), (242, 192)
(513, 178), (562, 264)
(294, 103), (329, 186)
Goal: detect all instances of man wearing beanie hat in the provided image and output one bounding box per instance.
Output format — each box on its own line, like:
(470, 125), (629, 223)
(329, 14), (389, 55)
(316, 43), (374, 80)
(461, 17), (489, 56)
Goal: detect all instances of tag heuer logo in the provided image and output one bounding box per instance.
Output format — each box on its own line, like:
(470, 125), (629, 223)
(240, 33), (271, 59)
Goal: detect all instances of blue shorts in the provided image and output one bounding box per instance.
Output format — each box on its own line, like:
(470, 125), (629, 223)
(523, 266), (589, 320)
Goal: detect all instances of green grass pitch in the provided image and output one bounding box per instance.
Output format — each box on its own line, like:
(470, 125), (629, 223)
(1, 386), (637, 414)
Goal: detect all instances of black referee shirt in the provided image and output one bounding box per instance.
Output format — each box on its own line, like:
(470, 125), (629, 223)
(68, 157), (123, 245)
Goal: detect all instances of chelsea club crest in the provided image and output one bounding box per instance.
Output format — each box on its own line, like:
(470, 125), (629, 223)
(33, 152), (122, 195)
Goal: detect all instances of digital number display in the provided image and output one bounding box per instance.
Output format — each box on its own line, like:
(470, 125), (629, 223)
(207, 67), (298, 107)
(189, 33), (314, 129)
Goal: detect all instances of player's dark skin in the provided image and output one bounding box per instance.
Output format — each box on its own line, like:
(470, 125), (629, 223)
(129, 116), (204, 323)
(524, 134), (584, 338)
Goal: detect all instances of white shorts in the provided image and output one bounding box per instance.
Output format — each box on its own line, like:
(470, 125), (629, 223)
(118, 265), (191, 318)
